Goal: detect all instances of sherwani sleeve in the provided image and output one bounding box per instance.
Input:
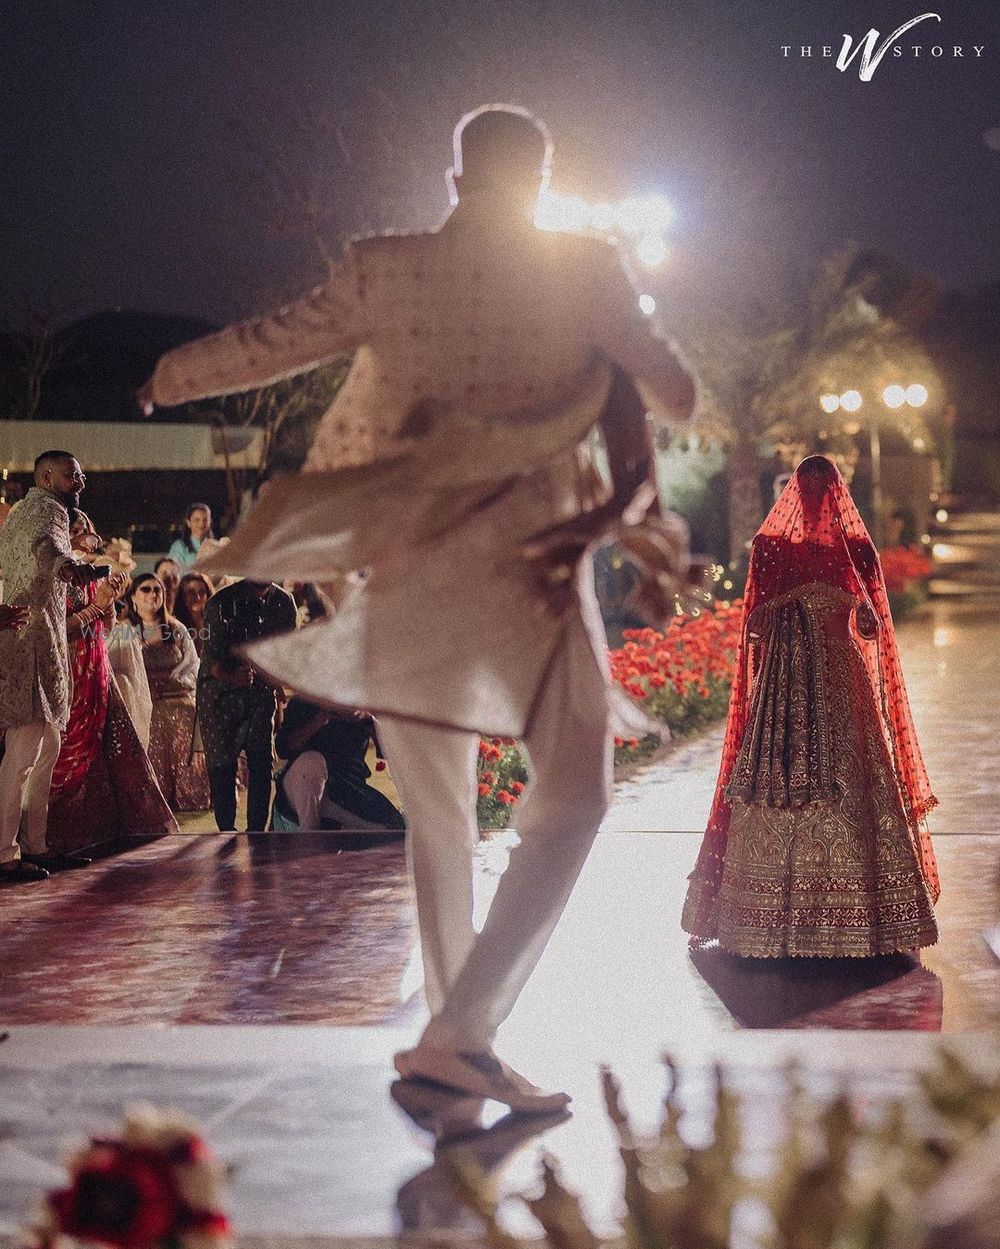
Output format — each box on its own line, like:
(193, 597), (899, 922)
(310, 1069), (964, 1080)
(588, 245), (696, 422)
(31, 506), (78, 584)
(147, 248), (365, 407)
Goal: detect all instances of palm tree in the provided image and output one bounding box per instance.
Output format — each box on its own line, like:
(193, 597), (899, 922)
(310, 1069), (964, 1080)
(675, 246), (940, 561)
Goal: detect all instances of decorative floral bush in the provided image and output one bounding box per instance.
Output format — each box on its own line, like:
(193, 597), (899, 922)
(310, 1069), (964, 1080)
(476, 736), (529, 830)
(610, 601), (743, 758)
(476, 601), (743, 829)
(881, 545), (933, 619)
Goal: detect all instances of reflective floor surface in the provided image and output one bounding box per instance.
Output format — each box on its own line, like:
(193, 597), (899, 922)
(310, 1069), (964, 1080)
(1, 829), (997, 1243)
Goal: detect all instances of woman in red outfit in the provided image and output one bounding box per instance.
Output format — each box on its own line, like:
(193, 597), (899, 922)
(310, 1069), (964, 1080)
(682, 456), (939, 957)
(46, 512), (177, 853)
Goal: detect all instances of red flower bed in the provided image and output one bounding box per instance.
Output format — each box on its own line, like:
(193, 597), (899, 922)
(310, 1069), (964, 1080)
(881, 545), (933, 593)
(476, 601), (743, 825)
(609, 601), (743, 759)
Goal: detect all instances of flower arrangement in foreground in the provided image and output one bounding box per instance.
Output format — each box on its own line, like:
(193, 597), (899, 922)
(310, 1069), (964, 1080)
(451, 1039), (1000, 1249)
(475, 601), (743, 829)
(23, 1105), (230, 1249)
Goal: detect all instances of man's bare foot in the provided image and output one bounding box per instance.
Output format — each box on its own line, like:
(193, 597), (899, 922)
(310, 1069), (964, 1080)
(393, 1043), (571, 1114)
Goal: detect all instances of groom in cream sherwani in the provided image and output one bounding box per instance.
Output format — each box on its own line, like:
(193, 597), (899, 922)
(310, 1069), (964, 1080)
(141, 104), (696, 1109)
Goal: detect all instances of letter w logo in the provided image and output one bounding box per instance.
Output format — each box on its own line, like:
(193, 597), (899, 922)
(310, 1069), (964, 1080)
(837, 11), (941, 80)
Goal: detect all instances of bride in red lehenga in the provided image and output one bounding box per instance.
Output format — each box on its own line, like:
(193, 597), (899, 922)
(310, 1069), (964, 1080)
(682, 455), (940, 958)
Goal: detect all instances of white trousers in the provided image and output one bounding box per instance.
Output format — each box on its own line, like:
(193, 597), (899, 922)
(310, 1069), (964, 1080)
(376, 612), (612, 1050)
(0, 721), (62, 863)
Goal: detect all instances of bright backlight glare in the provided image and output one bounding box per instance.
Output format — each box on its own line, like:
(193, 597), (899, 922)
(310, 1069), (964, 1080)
(819, 394), (841, 413)
(635, 234), (668, 268)
(840, 389), (863, 413)
(639, 293), (656, 316)
(534, 189), (591, 233)
(906, 383), (929, 407)
(535, 189), (672, 246)
(882, 384), (907, 409)
(616, 194), (673, 236)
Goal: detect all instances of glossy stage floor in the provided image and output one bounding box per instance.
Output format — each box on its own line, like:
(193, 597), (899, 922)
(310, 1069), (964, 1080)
(2, 601), (998, 1244)
(1, 828), (998, 1244)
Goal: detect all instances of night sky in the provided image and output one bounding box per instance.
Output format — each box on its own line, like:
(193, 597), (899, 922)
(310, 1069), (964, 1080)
(3, 0), (999, 325)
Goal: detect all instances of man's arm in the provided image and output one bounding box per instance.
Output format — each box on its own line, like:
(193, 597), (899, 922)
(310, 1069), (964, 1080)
(139, 249), (364, 411)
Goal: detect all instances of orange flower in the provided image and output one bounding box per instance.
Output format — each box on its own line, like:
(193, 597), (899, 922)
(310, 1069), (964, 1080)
(511, 780), (525, 794)
(478, 782), (491, 796)
(496, 789), (515, 805)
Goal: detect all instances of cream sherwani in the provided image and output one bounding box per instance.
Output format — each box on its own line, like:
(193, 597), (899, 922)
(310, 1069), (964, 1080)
(0, 489), (76, 861)
(148, 204), (693, 1044)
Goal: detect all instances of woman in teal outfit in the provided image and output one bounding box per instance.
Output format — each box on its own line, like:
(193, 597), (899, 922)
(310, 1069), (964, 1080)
(168, 502), (214, 569)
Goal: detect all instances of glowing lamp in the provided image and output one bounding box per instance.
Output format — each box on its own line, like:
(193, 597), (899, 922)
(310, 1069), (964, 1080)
(819, 394), (840, 413)
(839, 390), (863, 413)
(638, 293), (656, 316)
(906, 383), (928, 407)
(882, 385), (907, 409)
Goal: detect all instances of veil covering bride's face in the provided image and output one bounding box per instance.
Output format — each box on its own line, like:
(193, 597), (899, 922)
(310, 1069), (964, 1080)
(688, 454), (939, 926)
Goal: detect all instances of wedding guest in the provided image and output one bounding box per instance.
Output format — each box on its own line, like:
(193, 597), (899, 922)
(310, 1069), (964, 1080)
(272, 697), (404, 833)
(153, 557), (182, 614)
(98, 539), (153, 748)
(168, 503), (214, 570)
(125, 572), (211, 811)
(107, 600), (153, 750)
(0, 452), (114, 881)
(173, 571), (214, 656)
(47, 512), (177, 852)
(197, 578), (296, 832)
(682, 455), (940, 956)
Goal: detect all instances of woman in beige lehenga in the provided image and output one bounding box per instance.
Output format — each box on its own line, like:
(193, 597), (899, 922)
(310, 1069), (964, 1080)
(125, 573), (211, 812)
(682, 455), (940, 958)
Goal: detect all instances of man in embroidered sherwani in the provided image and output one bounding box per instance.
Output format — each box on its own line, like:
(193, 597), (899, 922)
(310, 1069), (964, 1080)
(0, 452), (108, 882)
(140, 105), (696, 1108)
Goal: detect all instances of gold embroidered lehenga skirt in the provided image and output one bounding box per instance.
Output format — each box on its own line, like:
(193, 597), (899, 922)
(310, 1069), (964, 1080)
(687, 584), (938, 958)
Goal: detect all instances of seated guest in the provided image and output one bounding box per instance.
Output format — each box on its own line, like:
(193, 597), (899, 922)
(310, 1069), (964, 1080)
(153, 557), (182, 614)
(126, 573), (211, 811)
(47, 512), (177, 853)
(168, 502), (214, 569)
(173, 571), (214, 656)
(197, 579), (296, 832)
(273, 699), (405, 833)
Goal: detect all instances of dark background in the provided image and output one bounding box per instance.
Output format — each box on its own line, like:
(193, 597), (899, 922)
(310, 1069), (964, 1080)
(3, 0), (998, 322)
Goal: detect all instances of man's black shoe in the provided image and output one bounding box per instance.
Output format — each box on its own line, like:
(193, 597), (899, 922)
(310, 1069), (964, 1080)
(22, 852), (93, 872)
(0, 860), (50, 883)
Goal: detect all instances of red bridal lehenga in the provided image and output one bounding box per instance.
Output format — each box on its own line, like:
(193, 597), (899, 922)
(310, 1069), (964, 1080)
(47, 584), (178, 853)
(681, 456), (940, 958)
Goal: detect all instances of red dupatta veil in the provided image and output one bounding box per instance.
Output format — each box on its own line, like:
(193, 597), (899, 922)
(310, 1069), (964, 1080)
(683, 455), (939, 933)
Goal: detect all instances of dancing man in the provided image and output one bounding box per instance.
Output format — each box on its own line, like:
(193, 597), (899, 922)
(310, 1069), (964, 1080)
(140, 104), (696, 1107)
